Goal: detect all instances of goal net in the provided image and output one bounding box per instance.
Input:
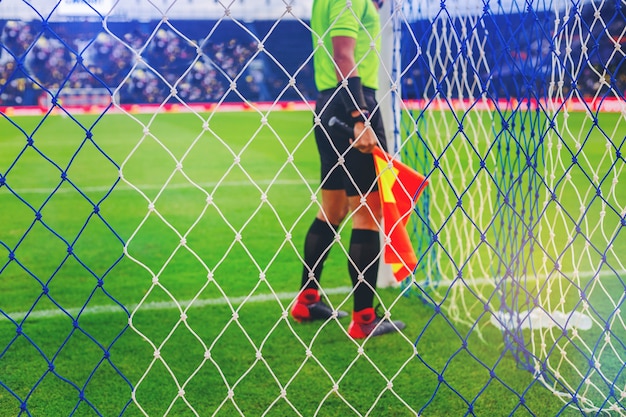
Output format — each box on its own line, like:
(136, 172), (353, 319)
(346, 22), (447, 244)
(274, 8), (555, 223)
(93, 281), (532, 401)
(397, 0), (626, 413)
(0, 0), (624, 416)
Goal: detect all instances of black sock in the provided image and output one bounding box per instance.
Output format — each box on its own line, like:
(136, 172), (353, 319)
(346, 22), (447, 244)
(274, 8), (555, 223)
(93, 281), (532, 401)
(348, 229), (380, 312)
(300, 218), (339, 290)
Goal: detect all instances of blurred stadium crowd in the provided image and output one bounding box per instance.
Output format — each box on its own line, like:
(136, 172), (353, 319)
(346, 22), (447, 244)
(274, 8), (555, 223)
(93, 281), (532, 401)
(0, 9), (624, 107)
(0, 19), (316, 106)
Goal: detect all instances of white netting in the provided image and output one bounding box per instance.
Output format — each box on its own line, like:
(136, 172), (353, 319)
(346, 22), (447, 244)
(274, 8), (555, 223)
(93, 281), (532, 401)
(397, 0), (625, 414)
(0, 0), (624, 416)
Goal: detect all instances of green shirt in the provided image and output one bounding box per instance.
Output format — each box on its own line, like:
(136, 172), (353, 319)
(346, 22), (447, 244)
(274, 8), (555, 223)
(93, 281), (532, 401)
(311, 0), (381, 91)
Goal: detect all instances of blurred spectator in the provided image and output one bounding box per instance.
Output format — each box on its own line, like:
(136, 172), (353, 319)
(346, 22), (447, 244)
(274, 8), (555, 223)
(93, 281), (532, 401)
(0, 10), (624, 107)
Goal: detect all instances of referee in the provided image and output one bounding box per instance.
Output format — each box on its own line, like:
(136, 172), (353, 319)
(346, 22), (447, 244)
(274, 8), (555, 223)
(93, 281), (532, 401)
(291, 0), (405, 339)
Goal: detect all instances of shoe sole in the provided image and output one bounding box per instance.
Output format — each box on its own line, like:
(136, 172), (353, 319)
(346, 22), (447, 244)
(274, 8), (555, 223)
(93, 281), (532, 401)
(348, 320), (406, 339)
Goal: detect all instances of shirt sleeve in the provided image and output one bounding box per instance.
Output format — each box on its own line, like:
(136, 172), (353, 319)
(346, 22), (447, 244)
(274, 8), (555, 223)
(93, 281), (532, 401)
(328, 0), (364, 39)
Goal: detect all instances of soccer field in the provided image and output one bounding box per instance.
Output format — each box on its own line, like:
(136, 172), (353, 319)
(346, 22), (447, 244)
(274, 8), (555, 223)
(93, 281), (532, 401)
(0, 109), (623, 416)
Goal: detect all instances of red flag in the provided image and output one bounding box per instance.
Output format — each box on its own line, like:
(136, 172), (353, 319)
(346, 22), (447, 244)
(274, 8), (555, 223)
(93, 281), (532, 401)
(372, 147), (428, 281)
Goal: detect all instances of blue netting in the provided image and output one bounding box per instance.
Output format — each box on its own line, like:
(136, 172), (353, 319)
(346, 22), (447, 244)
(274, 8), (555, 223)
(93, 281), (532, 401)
(0, 0), (624, 415)
(399, 0), (625, 414)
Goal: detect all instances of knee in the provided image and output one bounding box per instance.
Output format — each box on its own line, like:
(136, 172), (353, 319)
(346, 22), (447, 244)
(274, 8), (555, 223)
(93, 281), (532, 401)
(351, 205), (381, 230)
(319, 205), (348, 226)
(337, 203), (350, 224)
(319, 190), (349, 226)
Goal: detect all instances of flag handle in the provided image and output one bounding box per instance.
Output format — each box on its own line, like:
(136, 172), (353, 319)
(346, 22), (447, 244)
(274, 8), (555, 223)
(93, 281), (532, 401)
(328, 116), (354, 137)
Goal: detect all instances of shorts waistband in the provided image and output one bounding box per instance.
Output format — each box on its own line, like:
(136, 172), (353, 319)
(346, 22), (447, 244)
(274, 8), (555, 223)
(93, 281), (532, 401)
(319, 86), (377, 95)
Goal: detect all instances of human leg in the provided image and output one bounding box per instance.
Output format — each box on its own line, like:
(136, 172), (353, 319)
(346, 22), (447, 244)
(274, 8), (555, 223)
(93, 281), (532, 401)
(347, 192), (382, 312)
(292, 89), (352, 322)
(299, 189), (348, 291)
(292, 190), (349, 322)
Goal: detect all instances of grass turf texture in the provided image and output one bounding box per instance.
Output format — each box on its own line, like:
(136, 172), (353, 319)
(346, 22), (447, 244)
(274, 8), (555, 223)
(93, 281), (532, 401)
(0, 109), (623, 416)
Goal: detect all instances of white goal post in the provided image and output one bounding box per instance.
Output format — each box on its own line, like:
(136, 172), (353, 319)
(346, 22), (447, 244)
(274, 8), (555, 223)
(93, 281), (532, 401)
(0, 0), (624, 416)
(376, 0), (404, 288)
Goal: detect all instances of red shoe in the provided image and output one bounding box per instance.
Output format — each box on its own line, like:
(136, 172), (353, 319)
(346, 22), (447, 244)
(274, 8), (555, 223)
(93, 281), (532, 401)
(348, 307), (405, 339)
(291, 289), (348, 322)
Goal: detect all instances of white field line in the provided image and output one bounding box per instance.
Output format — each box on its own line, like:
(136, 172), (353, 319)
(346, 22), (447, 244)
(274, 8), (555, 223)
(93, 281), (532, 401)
(3, 287), (354, 322)
(3, 269), (624, 322)
(7, 179), (317, 195)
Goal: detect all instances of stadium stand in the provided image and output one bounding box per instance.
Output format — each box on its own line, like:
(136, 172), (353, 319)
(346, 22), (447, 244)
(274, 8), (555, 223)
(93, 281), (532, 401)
(0, 1), (624, 106)
(0, 18), (317, 106)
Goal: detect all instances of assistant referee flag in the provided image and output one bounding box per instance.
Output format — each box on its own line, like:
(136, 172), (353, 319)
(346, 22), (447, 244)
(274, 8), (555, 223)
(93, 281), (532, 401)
(372, 147), (428, 282)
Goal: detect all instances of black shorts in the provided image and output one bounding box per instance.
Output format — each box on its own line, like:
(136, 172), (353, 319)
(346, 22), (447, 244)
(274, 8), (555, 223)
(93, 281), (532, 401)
(314, 87), (387, 197)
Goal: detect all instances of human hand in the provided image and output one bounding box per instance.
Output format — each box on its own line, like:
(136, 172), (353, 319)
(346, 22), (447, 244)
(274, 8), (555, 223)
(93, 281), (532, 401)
(351, 122), (378, 154)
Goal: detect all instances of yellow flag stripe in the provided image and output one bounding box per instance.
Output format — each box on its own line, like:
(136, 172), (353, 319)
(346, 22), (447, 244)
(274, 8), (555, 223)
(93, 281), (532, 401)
(374, 154), (399, 204)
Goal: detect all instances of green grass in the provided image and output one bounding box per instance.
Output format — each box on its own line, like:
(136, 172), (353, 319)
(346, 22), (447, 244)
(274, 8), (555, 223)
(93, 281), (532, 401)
(0, 109), (623, 416)
(403, 107), (626, 415)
